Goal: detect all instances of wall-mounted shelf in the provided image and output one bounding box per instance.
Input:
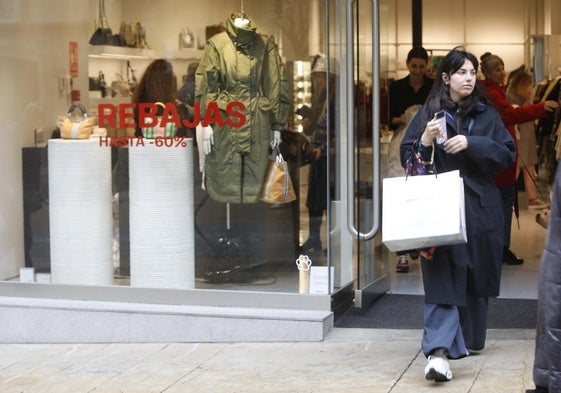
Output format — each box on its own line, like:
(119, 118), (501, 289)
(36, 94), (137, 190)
(88, 45), (203, 61)
(89, 45), (154, 59)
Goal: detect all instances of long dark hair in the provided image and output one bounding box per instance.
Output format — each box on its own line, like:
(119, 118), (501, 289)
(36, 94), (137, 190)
(421, 46), (490, 126)
(132, 59), (177, 105)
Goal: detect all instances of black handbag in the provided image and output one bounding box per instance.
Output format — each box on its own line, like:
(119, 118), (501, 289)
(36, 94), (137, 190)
(89, 0), (123, 46)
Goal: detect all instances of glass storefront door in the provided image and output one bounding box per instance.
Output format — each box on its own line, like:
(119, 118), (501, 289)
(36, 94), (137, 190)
(327, 0), (390, 311)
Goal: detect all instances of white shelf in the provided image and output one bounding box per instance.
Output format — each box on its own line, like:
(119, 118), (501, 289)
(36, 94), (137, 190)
(88, 45), (203, 60)
(89, 45), (154, 59)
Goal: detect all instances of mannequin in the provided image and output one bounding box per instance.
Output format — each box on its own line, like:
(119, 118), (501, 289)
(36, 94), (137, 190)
(234, 16), (249, 28)
(195, 12), (289, 204)
(201, 12), (281, 156)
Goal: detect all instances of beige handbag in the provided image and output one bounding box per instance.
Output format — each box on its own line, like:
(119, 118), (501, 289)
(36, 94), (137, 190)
(261, 148), (297, 204)
(119, 22), (139, 48)
(58, 104), (96, 139)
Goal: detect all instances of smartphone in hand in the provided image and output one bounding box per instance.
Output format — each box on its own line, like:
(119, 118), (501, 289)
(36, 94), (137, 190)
(434, 110), (447, 144)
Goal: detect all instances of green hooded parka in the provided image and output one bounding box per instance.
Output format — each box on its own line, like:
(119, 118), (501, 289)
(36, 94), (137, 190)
(195, 13), (290, 203)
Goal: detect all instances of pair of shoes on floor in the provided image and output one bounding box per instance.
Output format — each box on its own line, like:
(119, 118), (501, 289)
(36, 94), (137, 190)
(503, 247), (524, 265)
(528, 198), (548, 210)
(396, 255), (409, 273)
(425, 350), (452, 382)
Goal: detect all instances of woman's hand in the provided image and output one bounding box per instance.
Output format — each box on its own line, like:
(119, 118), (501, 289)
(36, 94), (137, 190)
(443, 135), (468, 154)
(311, 147), (322, 160)
(420, 118), (443, 146)
(544, 100), (559, 112)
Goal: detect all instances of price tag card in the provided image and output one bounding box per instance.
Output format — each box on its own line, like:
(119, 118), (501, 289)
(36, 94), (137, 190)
(309, 266), (334, 294)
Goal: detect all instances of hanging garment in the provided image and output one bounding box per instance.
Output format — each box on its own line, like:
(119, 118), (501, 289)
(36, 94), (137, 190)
(196, 12), (290, 203)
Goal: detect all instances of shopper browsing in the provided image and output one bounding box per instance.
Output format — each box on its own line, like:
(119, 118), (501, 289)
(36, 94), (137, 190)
(400, 46), (516, 382)
(480, 52), (558, 265)
(506, 69), (549, 210)
(132, 59), (178, 138)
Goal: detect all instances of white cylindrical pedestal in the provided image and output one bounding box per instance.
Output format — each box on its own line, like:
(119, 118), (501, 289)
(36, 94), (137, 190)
(48, 139), (113, 285)
(129, 139), (194, 289)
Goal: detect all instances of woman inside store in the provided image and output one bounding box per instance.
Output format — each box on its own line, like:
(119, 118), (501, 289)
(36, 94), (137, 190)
(388, 46), (433, 273)
(506, 69), (549, 210)
(299, 54), (336, 254)
(400, 46), (516, 382)
(132, 59), (178, 137)
(479, 52), (558, 265)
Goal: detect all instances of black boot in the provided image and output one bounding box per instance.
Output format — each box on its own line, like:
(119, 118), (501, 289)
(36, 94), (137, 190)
(301, 215), (322, 253)
(503, 247), (524, 265)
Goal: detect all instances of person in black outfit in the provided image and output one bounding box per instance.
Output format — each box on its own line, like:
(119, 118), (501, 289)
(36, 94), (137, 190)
(175, 62), (199, 138)
(300, 54), (336, 254)
(388, 46), (433, 272)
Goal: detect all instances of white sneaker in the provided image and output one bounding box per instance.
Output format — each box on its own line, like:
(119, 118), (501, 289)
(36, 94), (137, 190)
(425, 355), (453, 382)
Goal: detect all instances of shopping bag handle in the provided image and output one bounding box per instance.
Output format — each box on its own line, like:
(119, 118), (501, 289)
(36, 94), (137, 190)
(271, 146), (285, 163)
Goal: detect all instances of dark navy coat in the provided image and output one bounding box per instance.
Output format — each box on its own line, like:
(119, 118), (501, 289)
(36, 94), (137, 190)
(400, 103), (516, 305)
(533, 164), (561, 391)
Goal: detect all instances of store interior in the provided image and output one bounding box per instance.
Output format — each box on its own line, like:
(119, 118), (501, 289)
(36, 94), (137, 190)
(3, 0), (560, 304)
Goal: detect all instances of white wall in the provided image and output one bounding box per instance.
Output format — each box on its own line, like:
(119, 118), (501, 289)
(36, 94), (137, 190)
(0, 0), (93, 279)
(390, 0), (549, 80)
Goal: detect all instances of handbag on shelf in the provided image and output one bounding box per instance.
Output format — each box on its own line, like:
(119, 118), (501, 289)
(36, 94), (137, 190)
(137, 22), (149, 49)
(382, 169), (466, 252)
(58, 104), (96, 140)
(89, 0), (123, 46)
(119, 22), (148, 48)
(120, 22), (139, 48)
(179, 27), (195, 49)
(126, 61), (138, 93)
(141, 102), (179, 139)
(110, 73), (131, 97)
(261, 148), (297, 204)
(89, 71), (108, 97)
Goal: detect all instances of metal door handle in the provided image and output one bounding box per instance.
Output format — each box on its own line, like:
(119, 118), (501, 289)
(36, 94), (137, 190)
(346, 0), (380, 240)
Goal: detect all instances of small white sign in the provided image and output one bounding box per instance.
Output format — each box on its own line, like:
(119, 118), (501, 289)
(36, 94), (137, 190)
(309, 266), (334, 294)
(19, 267), (35, 283)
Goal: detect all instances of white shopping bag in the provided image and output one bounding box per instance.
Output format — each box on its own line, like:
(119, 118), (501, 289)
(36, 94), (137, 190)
(382, 170), (467, 252)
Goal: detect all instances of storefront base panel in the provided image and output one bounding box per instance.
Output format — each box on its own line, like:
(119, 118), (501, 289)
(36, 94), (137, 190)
(0, 296), (333, 343)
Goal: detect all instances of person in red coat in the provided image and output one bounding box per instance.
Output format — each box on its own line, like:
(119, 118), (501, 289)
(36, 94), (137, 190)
(479, 52), (558, 265)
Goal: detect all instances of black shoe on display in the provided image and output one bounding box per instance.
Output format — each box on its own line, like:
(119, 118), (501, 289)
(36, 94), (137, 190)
(503, 247), (524, 265)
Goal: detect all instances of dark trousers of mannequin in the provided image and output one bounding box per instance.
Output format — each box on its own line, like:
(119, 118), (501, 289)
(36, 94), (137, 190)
(302, 209), (323, 253)
(303, 153), (328, 253)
